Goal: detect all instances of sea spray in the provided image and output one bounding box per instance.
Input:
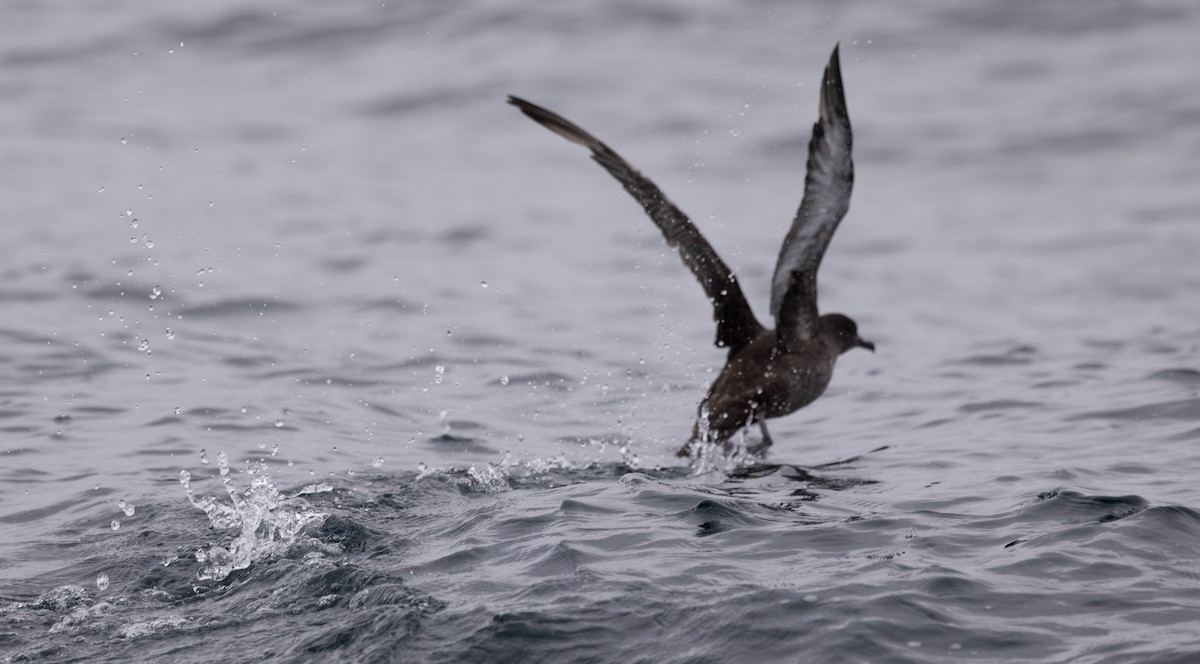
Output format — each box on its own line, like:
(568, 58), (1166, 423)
(179, 451), (327, 581)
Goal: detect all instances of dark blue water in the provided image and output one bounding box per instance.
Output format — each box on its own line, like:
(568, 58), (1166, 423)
(3, 1), (1200, 662)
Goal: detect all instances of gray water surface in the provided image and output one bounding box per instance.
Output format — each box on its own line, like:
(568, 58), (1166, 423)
(3, 1), (1200, 662)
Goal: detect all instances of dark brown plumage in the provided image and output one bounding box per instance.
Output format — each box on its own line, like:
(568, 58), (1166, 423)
(509, 45), (873, 458)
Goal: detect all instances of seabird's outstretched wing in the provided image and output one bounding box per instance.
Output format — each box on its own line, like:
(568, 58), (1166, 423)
(509, 95), (765, 356)
(769, 45), (854, 339)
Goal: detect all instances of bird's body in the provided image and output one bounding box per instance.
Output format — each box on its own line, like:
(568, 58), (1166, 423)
(510, 45), (872, 458)
(697, 331), (834, 441)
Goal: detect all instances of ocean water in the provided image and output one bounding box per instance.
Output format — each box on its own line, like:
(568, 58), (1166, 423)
(3, 1), (1200, 662)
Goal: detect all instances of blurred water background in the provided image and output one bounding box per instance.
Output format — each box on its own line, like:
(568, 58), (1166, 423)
(2, 1), (1200, 662)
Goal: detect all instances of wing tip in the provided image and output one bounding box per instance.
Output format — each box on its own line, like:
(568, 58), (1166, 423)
(828, 43), (842, 78)
(820, 45), (849, 124)
(507, 95), (543, 119)
(507, 95), (602, 151)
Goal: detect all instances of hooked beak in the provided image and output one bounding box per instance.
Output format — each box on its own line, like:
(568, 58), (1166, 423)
(857, 337), (875, 353)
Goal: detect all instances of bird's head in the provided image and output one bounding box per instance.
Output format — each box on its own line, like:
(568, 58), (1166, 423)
(820, 313), (874, 355)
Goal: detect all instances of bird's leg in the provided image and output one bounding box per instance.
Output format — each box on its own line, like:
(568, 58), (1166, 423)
(746, 421), (774, 456)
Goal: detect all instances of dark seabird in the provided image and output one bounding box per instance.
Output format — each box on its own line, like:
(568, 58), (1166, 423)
(509, 45), (873, 458)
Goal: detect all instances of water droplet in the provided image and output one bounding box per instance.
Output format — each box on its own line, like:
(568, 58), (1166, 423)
(120, 138), (128, 145)
(199, 449), (208, 464)
(434, 364), (445, 384)
(417, 462), (427, 473)
(274, 419), (284, 428)
(165, 328), (175, 339)
(111, 519), (120, 531)
(96, 573), (110, 591)
(480, 281), (488, 288)
(270, 443), (279, 457)
(123, 502), (135, 517)
(97, 186), (106, 193)
(149, 285), (161, 300)
(372, 457), (384, 468)
(138, 338), (150, 353)
(174, 407), (181, 415)
(500, 376), (509, 386)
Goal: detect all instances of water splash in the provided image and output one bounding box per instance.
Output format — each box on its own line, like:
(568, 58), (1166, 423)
(179, 451), (327, 581)
(687, 443), (759, 476)
(297, 482), (334, 495)
(27, 585), (90, 612)
(416, 454), (508, 492)
(417, 451), (581, 493)
(464, 461), (511, 492)
(685, 410), (762, 476)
